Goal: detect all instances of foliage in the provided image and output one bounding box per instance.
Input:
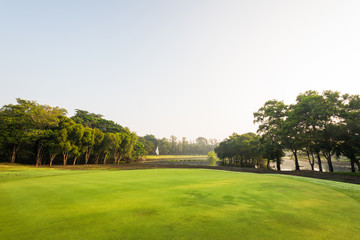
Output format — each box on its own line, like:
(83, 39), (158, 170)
(141, 135), (219, 156)
(215, 132), (262, 168)
(0, 99), (140, 166)
(207, 151), (217, 166)
(254, 90), (360, 172)
(214, 90), (360, 172)
(133, 141), (146, 159)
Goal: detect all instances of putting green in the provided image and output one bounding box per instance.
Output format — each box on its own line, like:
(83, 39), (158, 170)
(0, 167), (359, 240)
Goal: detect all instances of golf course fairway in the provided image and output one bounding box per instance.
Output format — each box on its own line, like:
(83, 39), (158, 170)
(1, 167), (359, 240)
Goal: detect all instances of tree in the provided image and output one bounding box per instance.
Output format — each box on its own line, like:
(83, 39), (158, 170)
(121, 131), (138, 162)
(254, 100), (287, 171)
(100, 133), (113, 164)
(138, 136), (154, 156)
(48, 130), (62, 166)
(0, 99), (36, 164)
(143, 134), (158, 154)
(92, 129), (105, 164)
(111, 133), (124, 164)
(30, 104), (66, 166)
(215, 132), (262, 168)
(317, 91), (342, 172)
(292, 91), (325, 171)
(207, 151), (217, 166)
(82, 128), (95, 165)
(71, 109), (103, 129)
(133, 141), (146, 160)
(259, 135), (284, 169)
(72, 109), (125, 134)
(337, 94), (360, 171)
(69, 124), (84, 165)
(71, 145), (83, 165)
(0, 99), (66, 166)
(170, 135), (178, 155)
(57, 117), (76, 166)
(280, 105), (305, 171)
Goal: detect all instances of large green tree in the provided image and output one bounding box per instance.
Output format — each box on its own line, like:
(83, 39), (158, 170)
(254, 100), (287, 171)
(0, 99), (36, 164)
(338, 94), (360, 171)
(82, 128), (95, 165)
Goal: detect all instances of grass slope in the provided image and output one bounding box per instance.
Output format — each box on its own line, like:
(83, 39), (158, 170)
(0, 165), (359, 240)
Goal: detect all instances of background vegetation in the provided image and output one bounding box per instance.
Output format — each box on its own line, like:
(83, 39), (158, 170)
(138, 135), (218, 155)
(216, 90), (360, 172)
(0, 99), (218, 166)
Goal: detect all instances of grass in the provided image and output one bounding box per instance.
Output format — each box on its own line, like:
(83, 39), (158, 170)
(145, 155), (207, 160)
(0, 163), (78, 182)
(0, 165), (360, 240)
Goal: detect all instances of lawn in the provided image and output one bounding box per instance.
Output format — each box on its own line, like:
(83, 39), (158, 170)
(0, 165), (359, 240)
(145, 155), (207, 160)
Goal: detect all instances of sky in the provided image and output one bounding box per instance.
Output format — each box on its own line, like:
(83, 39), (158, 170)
(1, 0), (360, 141)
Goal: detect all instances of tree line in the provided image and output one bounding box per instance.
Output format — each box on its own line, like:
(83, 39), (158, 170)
(215, 132), (263, 168)
(0, 99), (219, 166)
(139, 135), (219, 155)
(0, 99), (145, 166)
(216, 90), (360, 172)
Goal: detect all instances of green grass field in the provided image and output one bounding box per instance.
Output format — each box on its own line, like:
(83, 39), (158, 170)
(145, 155), (207, 160)
(1, 165), (360, 240)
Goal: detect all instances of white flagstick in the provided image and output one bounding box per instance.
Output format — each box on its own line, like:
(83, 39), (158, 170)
(155, 146), (159, 176)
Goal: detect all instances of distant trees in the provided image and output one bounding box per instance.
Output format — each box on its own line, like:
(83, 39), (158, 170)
(0, 99), (144, 166)
(215, 133), (262, 168)
(139, 135), (219, 156)
(207, 151), (217, 166)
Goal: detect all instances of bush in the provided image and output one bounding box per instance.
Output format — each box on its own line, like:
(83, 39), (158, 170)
(207, 151), (217, 166)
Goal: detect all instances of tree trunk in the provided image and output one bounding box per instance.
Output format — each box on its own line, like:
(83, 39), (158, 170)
(103, 155), (108, 165)
(267, 159), (270, 169)
(50, 154), (56, 166)
(316, 152), (323, 172)
(355, 158), (360, 171)
(113, 151), (120, 164)
(95, 153), (100, 164)
(292, 150), (300, 171)
(10, 144), (18, 164)
(63, 152), (69, 166)
(85, 146), (92, 165)
(276, 157), (281, 171)
(350, 157), (355, 172)
(323, 152), (334, 172)
(36, 144), (44, 167)
(306, 151), (315, 171)
(73, 156), (78, 165)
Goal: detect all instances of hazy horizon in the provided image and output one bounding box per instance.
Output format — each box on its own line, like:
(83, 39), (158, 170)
(2, 1), (360, 140)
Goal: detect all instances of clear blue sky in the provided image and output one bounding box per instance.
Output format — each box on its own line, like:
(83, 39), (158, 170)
(1, 0), (360, 140)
